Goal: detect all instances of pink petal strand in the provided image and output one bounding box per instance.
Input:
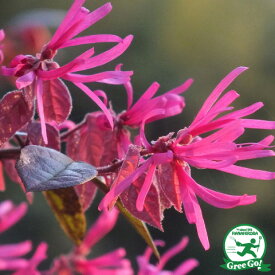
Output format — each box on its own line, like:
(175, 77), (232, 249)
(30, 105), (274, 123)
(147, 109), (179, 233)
(48, 0), (86, 48)
(35, 78), (48, 144)
(215, 102), (263, 122)
(115, 63), (134, 109)
(78, 209), (118, 255)
(218, 165), (275, 180)
(60, 34), (122, 48)
(139, 109), (165, 149)
(75, 35), (133, 72)
(0, 259), (28, 271)
(174, 259), (199, 275)
(93, 90), (108, 106)
(241, 119), (275, 129)
(177, 166), (210, 250)
(166, 78), (194, 95)
(192, 67), (248, 125)
(0, 202), (27, 233)
(136, 164), (157, 211)
(68, 3), (113, 42)
(0, 241), (32, 258)
(63, 70), (132, 84)
(188, 190), (210, 250)
(127, 82), (160, 115)
(185, 172), (256, 208)
(157, 237), (189, 270)
(99, 160), (152, 210)
(37, 59), (83, 80)
(73, 82), (114, 128)
(0, 29), (5, 41)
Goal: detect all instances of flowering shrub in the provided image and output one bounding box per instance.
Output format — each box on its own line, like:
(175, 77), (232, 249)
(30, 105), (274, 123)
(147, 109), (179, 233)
(0, 0), (274, 274)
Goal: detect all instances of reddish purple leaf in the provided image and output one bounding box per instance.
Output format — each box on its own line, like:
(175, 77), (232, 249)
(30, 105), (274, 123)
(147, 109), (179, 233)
(120, 173), (163, 230)
(74, 181), (97, 212)
(27, 122), (60, 150)
(113, 145), (162, 229)
(22, 85), (35, 111)
(66, 112), (118, 166)
(66, 112), (119, 210)
(1, 142), (32, 199)
(0, 90), (34, 147)
(3, 157), (22, 186)
(156, 181), (173, 213)
(110, 145), (140, 207)
(157, 163), (182, 212)
(42, 78), (72, 124)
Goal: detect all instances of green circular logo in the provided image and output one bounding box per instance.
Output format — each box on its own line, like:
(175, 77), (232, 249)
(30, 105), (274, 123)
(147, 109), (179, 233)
(220, 224), (271, 272)
(224, 224), (266, 261)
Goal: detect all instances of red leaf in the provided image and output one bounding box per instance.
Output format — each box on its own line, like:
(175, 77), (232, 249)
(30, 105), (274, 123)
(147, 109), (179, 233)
(66, 112), (119, 211)
(42, 78), (72, 124)
(156, 181), (173, 213)
(114, 145), (163, 230)
(1, 142), (26, 194)
(66, 112), (118, 166)
(22, 85), (35, 111)
(1, 145), (34, 203)
(156, 163), (182, 212)
(0, 90), (34, 147)
(3, 157), (22, 185)
(110, 145), (140, 207)
(74, 181), (97, 212)
(27, 122), (60, 150)
(3, 156), (34, 203)
(120, 174), (163, 230)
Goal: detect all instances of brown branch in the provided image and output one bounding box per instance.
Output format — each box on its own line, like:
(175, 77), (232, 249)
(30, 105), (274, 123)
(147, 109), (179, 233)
(0, 148), (21, 159)
(96, 160), (124, 175)
(60, 123), (85, 141)
(96, 148), (152, 175)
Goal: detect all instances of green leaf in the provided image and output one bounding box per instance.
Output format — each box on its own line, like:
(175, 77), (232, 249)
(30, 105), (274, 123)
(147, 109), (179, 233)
(44, 187), (86, 245)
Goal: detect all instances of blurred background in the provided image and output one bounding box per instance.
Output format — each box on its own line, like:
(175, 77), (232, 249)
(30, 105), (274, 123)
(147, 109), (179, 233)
(0, 0), (275, 274)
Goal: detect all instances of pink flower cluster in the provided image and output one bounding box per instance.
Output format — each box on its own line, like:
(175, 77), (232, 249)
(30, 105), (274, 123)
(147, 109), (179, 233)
(100, 67), (275, 249)
(0, 200), (198, 275)
(1, 0), (133, 143)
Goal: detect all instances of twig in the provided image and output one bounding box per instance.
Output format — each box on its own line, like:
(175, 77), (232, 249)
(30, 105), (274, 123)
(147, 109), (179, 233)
(97, 160), (124, 175)
(60, 123), (84, 140)
(0, 148), (21, 159)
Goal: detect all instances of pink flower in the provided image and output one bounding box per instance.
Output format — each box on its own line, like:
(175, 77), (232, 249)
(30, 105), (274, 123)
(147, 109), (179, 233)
(117, 64), (192, 128)
(0, 200), (47, 274)
(137, 237), (198, 275)
(115, 64), (193, 157)
(1, 0), (133, 143)
(49, 208), (133, 275)
(100, 67), (275, 250)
